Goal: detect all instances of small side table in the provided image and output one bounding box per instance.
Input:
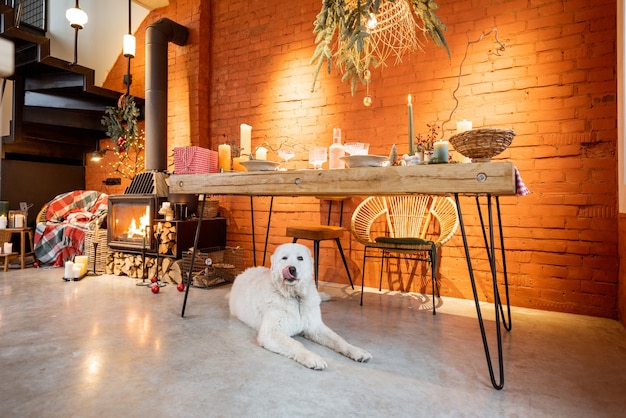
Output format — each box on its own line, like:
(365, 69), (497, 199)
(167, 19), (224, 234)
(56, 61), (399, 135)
(0, 227), (35, 270)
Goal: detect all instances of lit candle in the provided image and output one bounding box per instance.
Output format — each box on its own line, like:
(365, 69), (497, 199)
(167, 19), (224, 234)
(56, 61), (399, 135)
(218, 144), (231, 171)
(408, 94), (414, 155)
(433, 140), (449, 163)
(255, 146), (267, 160)
(240, 124), (252, 157)
(456, 119), (472, 133)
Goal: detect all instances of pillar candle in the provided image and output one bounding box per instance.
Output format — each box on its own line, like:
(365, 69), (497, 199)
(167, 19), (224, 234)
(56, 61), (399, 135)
(64, 260), (74, 279)
(14, 214), (24, 228)
(408, 94), (414, 155)
(0, 215), (6, 229)
(73, 265), (82, 279)
(3, 242), (12, 254)
(232, 157), (246, 172)
(456, 119), (472, 133)
(433, 140), (449, 163)
(74, 255), (88, 266)
(255, 146), (267, 160)
(218, 144), (231, 171)
(240, 124), (252, 157)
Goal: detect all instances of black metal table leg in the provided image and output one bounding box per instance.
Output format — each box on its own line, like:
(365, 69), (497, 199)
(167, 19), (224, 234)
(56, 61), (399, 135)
(455, 193), (508, 390)
(181, 196), (206, 318)
(250, 196), (257, 266)
(262, 197), (274, 267)
(475, 196), (512, 331)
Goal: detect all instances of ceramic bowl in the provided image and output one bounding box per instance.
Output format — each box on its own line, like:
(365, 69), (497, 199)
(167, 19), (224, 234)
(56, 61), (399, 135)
(240, 160), (280, 172)
(340, 155), (389, 168)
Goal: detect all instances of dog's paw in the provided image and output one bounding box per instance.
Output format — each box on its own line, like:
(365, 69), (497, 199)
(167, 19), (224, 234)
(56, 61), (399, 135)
(347, 346), (372, 363)
(296, 351), (328, 370)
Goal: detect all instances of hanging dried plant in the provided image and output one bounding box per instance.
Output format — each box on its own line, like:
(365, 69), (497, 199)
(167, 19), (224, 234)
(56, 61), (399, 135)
(310, 0), (450, 95)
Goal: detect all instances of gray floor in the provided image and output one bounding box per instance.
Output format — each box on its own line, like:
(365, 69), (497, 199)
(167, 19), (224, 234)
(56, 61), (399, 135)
(1, 266), (625, 418)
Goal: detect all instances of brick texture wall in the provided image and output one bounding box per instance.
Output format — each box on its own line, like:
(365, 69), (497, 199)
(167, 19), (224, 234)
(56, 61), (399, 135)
(89, 0), (620, 320)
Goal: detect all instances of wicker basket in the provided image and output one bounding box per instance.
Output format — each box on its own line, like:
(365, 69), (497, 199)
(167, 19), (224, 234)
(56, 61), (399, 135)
(84, 222), (109, 274)
(448, 128), (515, 162)
(181, 246), (244, 288)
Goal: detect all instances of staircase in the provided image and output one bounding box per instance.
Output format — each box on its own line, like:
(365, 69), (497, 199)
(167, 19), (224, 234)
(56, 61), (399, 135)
(0, 3), (142, 163)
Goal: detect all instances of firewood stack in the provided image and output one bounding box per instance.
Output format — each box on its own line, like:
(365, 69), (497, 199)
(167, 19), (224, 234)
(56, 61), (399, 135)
(105, 252), (183, 283)
(156, 222), (177, 256)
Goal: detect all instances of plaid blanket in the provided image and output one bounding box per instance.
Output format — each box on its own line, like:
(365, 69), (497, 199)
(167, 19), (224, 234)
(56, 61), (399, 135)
(34, 191), (108, 266)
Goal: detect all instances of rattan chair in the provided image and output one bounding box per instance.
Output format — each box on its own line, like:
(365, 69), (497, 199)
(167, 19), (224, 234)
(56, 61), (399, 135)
(350, 195), (459, 313)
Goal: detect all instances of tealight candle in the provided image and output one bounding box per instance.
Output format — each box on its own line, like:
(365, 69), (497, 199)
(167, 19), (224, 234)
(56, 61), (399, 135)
(433, 140), (449, 163)
(218, 144), (231, 171)
(456, 119), (472, 133)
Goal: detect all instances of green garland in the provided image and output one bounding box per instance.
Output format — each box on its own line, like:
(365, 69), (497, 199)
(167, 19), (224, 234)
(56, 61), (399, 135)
(101, 95), (140, 152)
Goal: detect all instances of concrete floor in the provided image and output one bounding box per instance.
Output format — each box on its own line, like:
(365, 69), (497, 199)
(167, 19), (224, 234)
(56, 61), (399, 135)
(1, 266), (625, 417)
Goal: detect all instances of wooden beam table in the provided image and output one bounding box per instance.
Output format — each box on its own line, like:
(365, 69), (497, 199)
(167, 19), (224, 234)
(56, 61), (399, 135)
(169, 161), (516, 197)
(171, 161), (518, 390)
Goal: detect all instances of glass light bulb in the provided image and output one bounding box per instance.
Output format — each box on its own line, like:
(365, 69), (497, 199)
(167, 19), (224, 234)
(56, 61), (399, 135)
(366, 13), (377, 30)
(66, 7), (88, 29)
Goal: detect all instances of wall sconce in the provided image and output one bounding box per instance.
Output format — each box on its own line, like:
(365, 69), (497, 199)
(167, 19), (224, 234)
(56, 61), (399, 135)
(123, 0), (135, 94)
(123, 34), (136, 58)
(66, 0), (88, 66)
(91, 148), (111, 162)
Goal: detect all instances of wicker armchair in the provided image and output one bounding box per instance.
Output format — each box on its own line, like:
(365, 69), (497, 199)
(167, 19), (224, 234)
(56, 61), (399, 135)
(350, 195), (459, 313)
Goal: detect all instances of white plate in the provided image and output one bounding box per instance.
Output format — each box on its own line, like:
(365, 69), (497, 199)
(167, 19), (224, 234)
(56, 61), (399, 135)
(340, 155), (388, 168)
(240, 160), (280, 172)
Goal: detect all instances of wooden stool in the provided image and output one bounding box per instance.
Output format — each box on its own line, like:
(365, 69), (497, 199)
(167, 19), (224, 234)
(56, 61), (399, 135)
(1, 252), (18, 272)
(285, 197), (354, 289)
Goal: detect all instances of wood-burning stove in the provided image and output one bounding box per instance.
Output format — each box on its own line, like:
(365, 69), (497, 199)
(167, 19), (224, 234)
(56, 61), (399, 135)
(108, 194), (159, 252)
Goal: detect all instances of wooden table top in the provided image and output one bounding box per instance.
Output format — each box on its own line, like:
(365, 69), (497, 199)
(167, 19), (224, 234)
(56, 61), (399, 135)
(169, 161), (517, 197)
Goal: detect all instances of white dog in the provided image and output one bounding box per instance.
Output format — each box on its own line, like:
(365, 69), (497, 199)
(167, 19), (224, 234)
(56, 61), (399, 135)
(229, 243), (372, 370)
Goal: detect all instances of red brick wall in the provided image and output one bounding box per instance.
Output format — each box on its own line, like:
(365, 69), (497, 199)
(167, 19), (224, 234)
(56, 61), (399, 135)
(90, 0), (620, 319)
(617, 213), (626, 325)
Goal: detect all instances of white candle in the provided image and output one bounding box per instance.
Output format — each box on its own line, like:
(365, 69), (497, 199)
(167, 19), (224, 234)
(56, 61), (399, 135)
(73, 265), (82, 279)
(14, 214), (24, 228)
(255, 146), (267, 160)
(240, 124), (252, 157)
(433, 140), (449, 163)
(456, 119), (472, 133)
(3, 242), (12, 254)
(218, 144), (231, 171)
(0, 215), (6, 229)
(408, 94), (414, 155)
(64, 260), (74, 279)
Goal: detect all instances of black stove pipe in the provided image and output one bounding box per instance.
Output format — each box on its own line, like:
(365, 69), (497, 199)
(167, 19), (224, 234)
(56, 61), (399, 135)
(145, 18), (189, 171)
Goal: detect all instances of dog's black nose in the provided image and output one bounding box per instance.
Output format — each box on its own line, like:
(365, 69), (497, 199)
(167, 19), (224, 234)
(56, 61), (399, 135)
(288, 266), (297, 277)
